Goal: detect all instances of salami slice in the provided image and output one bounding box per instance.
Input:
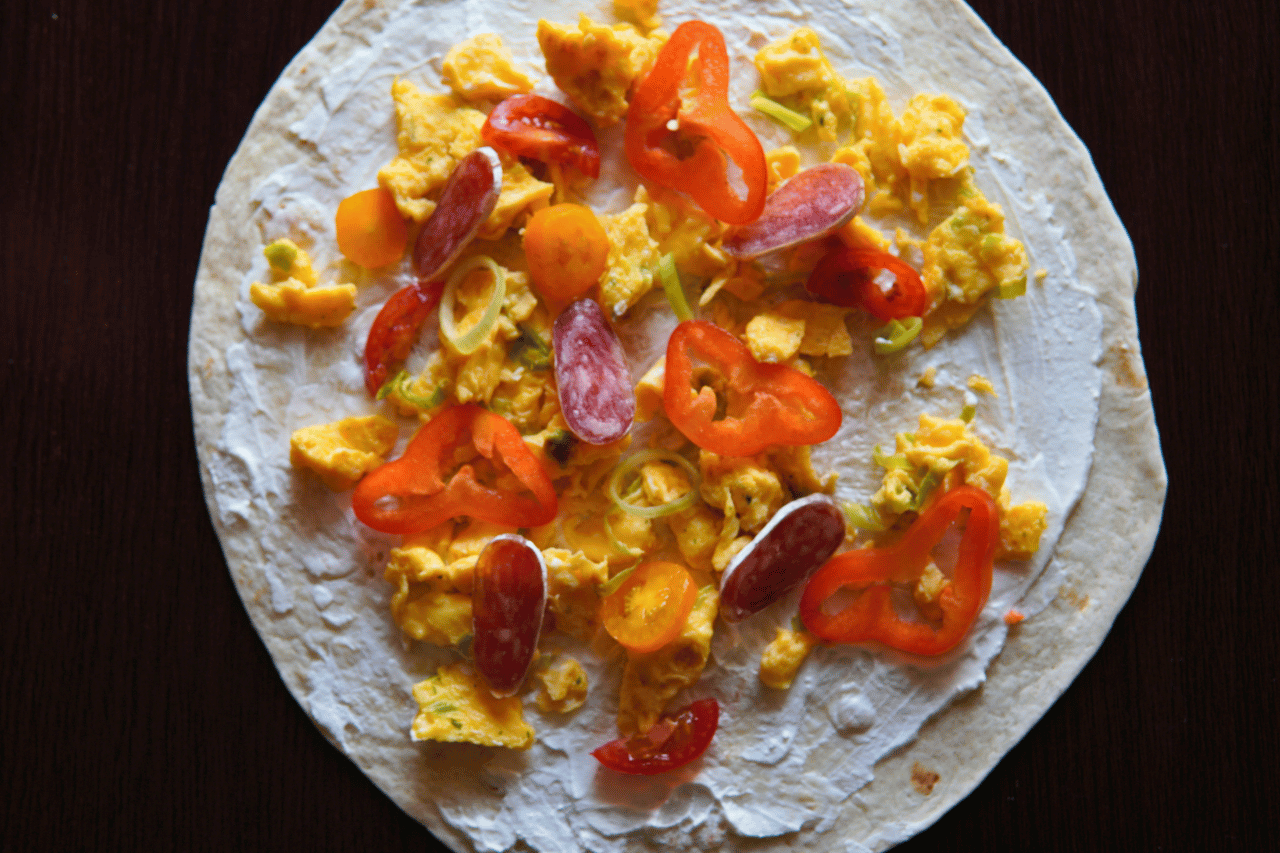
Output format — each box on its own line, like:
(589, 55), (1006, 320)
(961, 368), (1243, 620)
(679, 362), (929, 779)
(719, 493), (846, 623)
(552, 298), (635, 445)
(412, 146), (504, 281)
(721, 163), (864, 260)
(472, 535), (547, 698)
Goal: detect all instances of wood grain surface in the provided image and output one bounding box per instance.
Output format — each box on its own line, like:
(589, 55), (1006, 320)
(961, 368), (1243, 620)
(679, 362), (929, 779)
(2, 0), (1274, 850)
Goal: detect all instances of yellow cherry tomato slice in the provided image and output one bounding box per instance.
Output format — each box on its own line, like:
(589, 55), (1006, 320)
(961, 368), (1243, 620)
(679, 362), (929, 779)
(335, 187), (408, 268)
(522, 204), (609, 303)
(600, 561), (698, 654)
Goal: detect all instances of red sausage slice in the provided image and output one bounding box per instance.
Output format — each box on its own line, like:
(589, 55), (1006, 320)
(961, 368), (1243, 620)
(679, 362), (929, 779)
(719, 494), (846, 623)
(721, 163), (864, 260)
(472, 534), (547, 698)
(412, 146), (504, 281)
(552, 298), (635, 445)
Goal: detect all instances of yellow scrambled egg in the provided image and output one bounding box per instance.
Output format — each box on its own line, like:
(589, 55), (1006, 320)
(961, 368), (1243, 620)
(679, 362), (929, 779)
(533, 657), (589, 713)
(537, 15), (666, 126)
(759, 626), (818, 689)
(868, 413), (1048, 559)
(411, 663), (535, 749)
(441, 33), (535, 102)
(599, 193), (662, 317)
(250, 238), (358, 328)
(754, 28), (851, 142)
(744, 300), (853, 363)
(288, 415), (397, 490)
(617, 587), (719, 735)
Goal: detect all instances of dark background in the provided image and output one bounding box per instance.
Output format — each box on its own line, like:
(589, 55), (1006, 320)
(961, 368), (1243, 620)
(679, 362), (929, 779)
(2, 0), (1274, 850)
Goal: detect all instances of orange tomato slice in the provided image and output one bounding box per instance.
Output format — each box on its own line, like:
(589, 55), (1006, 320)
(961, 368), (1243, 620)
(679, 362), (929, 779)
(522, 204), (609, 303)
(335, 187), (408, 269)
(600, 561), (698, 654)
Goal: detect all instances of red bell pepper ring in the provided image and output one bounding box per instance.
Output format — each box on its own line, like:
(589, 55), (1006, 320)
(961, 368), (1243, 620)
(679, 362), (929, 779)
(363, 279), (444, 397)
(482, 93), (601, 179)
(663, 320), (842, 457)
(625, 21), (767, 225)
(592, 698), (719, 775)
(351, 404), (557, 534)
(799, 485), (1000, 656)
(805, 247), (928, 321)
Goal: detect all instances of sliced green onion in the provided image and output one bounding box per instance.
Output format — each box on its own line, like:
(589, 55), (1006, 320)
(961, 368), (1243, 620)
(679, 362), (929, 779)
(607, 449), (700, 519)
(960, 403), (976, 423)
(842, 500), (888, 533)
(604, 511), (645, 558)
(996, 276), (1027, 300)
(263, 239), (297, 272)
(598, 565), (637, 598)
(658, 253), (694, 323)
(439, 255), (506, 355)
(381, 370), (446, 409)
(750, 90), (813, 133)
(510, 324), (552, 370)
(873, 444), (912, 470)
(873, 316), (923, 355)
(909, 469), (941, 512)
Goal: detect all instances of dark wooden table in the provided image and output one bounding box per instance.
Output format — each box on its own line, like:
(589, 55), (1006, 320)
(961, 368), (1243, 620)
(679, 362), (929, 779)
(3, 0), (1274, 849)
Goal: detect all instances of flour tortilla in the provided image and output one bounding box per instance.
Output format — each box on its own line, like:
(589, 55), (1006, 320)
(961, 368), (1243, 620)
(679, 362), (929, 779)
(188, 0), (1166, 850)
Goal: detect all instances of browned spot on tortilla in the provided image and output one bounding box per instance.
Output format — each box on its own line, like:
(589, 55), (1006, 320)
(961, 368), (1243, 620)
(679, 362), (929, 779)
(1108, 342), (1147, 390)
(1058, 585), (1091, 611)
(911, 762), (940, 795)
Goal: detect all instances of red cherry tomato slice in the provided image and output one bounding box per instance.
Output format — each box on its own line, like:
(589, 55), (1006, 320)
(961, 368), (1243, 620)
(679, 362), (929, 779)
(592, 698), (719, 775)
(482, 94), (601, 179)
(599, 561), (697, 654)
(363, 279), (443, 396)
(805, 247), (928, 321)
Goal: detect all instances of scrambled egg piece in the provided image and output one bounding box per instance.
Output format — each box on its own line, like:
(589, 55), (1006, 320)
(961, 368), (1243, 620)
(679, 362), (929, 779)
(700, 451), (788, 533)
(899, 94), (968, 182)
(967, 374), (997, 396)
(869, 414), (1048, 559)
(289, 415), (397, 491)
(537, 15), (666, 126)
(920, 188), (1029, 346)
(599, 197), (662, 317)
(754, 28), (850, 142)
(378, 80), (552, 233)
(613, 0), (661, 30)
(250, 238), (356, 328)
(765, 145), (802, 193)
(542, 548), (609, 640)
(618, 587), (719, 735)
(759, 626), (818, 689)
(378, 81), (487, 222)
(411, 663), (535, 749)
(744, 300), (853, 363)
(384, 533), (477, 646)
(534, 658), (589, 713)
(441, 33), (535, 102)
(633, 356), (666, 422)
(640, 186), (729, 280)
(250, 280), (358, 328)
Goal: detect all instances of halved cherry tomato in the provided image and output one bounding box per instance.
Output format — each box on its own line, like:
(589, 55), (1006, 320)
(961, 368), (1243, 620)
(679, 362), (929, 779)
(335, 187), (408, 269)
(625, 21), (767, 224)
(482, 93), (601, 178)
(592, 698), (719, 775)
(351, 404), (558, 534)
(599, 561), (697, 654)
(799, 485), (999, 656)
(805, 246), (928, 321)
(522, 205), (610, 302)
(362, 279), (443, 397)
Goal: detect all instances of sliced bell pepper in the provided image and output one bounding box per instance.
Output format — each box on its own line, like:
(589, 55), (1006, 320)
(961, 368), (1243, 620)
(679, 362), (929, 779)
(663, 320), (842, 457)
(363, 279), (444, 397)
(351, 404), (557, 534)
(625, 21), (767, 225)
(805, 246), (928, 321)
(799, 485), (1000, 656)
(482, 93), (601, 179)
(591, 697), (719, 775)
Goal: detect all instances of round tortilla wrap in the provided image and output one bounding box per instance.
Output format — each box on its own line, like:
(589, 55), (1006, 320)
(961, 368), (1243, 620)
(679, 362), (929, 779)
(188, 0), (1166, 850)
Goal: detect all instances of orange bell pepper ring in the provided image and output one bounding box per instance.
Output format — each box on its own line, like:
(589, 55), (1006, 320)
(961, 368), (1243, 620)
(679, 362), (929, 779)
(663, 320), (842, 457)
(625, 21), (767, 225)
(351, 404), (557, 534)
(799, 485), (1000, 656)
